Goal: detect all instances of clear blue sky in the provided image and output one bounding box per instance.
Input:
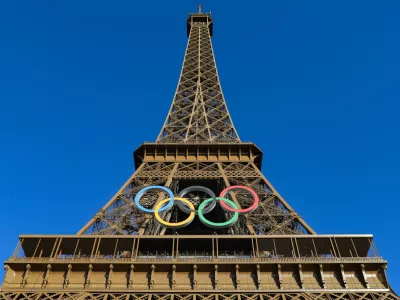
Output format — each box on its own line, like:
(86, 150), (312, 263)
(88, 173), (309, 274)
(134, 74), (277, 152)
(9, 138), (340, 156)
(1, 0), (399, 291)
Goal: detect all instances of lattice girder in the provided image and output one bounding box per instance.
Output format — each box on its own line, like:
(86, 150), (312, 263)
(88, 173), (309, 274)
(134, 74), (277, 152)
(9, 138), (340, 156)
(1, 292), (398, 300)
(78, 145), (314, 236)
(157, 17), (239, 143)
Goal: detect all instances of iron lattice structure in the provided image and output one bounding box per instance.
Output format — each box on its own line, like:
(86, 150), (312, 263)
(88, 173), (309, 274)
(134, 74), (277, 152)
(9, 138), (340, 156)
(78, 156), (315, 236)
(0, 293), (398, 300)
(1, 6), (398, 300)
(157, 12), (239, 143)
(76, 7), (313, 237)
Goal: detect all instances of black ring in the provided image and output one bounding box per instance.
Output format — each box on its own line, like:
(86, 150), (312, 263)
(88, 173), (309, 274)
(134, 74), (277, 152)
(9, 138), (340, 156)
(178, 186), (217, 215)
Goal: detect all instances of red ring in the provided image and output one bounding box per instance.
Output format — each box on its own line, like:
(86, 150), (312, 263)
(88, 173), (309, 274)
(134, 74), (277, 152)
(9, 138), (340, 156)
(219, 186), (259, 214)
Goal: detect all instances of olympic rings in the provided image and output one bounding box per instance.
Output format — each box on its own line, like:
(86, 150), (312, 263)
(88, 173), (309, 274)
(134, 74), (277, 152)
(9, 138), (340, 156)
(198, 197), (239, 228)
(134, 186), (174, 213)
(178, 186), (216, 215)
(133, 185), (259, 228)
(154, 197), (196, 228)
(219, 185), (259, 214)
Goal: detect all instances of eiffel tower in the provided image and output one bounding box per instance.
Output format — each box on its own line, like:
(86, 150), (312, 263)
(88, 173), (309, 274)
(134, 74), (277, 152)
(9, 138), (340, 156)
(1, 6), (397, 300)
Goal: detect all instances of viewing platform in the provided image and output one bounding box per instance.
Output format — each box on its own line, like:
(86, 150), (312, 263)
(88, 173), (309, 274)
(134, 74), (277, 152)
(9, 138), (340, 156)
(3, 234), (390, 292)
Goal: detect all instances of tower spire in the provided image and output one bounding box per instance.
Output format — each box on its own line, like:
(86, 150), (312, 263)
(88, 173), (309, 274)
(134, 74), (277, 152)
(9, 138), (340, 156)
(158, 9), (237, 143)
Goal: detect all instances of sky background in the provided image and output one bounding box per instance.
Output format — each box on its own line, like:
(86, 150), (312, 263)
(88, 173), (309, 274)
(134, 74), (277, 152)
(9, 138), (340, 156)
(1, 0), (399, 291)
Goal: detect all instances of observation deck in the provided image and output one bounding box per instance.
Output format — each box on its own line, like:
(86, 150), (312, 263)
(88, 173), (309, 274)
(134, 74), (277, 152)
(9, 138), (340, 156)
(3, 234), (390, 292)
(187, 5), (213, 37)
(134, 143), (263, 170)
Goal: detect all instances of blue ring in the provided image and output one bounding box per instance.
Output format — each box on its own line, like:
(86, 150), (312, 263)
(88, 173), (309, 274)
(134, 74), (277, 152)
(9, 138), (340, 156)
(134, 186), (174, 213)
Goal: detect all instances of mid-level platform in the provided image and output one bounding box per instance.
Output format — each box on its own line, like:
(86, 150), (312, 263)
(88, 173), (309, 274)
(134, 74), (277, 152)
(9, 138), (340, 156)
(2, 234), (392, 293)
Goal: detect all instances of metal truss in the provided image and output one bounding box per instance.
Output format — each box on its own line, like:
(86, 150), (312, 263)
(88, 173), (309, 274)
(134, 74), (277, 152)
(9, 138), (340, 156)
(1, 7), (398, 300)
(77, 10), (314, 236)
(78, 160), (314, 235)
(0, 292), (398, 300)
(77, 162), (177, 235)
(157, 14), (239, 143)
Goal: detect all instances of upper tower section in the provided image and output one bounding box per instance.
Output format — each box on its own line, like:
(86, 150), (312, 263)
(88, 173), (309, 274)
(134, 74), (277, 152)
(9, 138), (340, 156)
(187, 4), (213, 37)
(157, 6), (240, 144)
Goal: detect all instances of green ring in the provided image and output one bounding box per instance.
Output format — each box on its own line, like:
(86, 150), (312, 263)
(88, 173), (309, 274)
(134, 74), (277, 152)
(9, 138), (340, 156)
(198, 197), (239, 228)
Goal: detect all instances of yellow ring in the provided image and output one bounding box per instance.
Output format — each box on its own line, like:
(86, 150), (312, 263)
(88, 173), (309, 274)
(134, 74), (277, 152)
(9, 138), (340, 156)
(154, 197), (195, 228)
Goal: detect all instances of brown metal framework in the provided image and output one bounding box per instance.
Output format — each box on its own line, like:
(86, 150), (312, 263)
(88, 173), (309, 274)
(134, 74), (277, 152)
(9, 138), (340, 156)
(74, 7), (314, 237)
(1, 5), (397, 300)
(157, 9), (238, 143)
(0, 293), (398, 300)
(2, 235), (394, 291)
(77, 143), (314, 236)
